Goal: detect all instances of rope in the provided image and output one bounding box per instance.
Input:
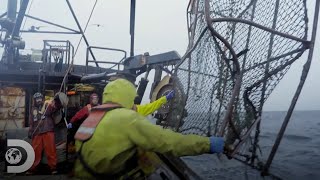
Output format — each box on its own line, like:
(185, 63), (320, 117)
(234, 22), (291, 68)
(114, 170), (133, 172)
(74, 0), (98, 57)
(59, 0), (98, 92)
(28, 0), (99, 140)
(30, 102), (50, 138)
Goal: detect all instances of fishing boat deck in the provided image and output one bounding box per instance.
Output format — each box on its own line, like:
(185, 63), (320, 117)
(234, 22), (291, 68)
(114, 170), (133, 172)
(0, 62), (115, 88)
(4, 174), (70, 180)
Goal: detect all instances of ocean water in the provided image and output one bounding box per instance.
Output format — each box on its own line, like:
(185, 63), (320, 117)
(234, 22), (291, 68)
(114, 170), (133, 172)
(183, 111), (320, 180)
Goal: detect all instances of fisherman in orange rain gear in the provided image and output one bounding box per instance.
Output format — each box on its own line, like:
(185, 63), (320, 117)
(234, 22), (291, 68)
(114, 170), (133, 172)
(27, 92), (68, 175)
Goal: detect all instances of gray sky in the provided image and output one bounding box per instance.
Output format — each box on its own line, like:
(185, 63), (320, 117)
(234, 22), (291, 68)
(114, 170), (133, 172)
(0, 0), (319, 111)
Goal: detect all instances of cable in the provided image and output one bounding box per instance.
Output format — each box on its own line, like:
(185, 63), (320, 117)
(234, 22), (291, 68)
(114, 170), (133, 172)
(74, 0), (98, 57)
(20, 0), (34, 36)
(59, 0), (98, 92)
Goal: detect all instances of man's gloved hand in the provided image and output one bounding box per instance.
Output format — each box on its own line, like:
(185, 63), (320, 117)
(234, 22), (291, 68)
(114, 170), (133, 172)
(209, 136), (225, 153)
(54, 95), (62, 108)
(224, 144), (234, 159)
(165, 90), (175, 100)
(67, 123), (72, 129)
(54, 92), (69, 108)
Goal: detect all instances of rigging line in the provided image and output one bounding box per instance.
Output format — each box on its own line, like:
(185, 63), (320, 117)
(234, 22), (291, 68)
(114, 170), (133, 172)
(74, 0), (98, 57)
(59, 0), (98, 92)
(20, 0), (34, 36)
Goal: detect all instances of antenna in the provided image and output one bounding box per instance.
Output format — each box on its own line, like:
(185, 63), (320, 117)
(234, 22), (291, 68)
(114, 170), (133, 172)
(130, 0), (136, 57)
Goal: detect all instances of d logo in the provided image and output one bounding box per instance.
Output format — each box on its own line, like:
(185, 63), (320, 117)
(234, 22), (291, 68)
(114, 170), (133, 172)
(5, 139), (35, 173)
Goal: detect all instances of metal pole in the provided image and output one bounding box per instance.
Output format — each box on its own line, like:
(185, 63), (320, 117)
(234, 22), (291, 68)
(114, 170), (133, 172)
(65, 0), (99, 67)
(7, 0), (17, 21)
(204, 0), (242, 137)
(23, 14), (80, 33)
(252, 0), (280, 165)
(0, 12), (7, 18)
(263, 0), (320, 174)
(66, 41), (69, 65)
(241, 1), (257, 69)
(130, 0), (136, 57)
(20, 30), (79, 34)
(211, 18), (309, 43)
(11, 0), (29, 37)
(86, 47), (89, 74)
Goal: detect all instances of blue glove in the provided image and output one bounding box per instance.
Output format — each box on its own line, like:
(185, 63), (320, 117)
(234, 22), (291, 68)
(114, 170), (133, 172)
(165, 90), (175, 100)
(209, 136), (224, 153)
(67, 123), (72, 129)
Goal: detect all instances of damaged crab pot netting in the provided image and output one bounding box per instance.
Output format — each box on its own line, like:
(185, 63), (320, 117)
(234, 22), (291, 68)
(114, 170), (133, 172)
(170, 0), (308, 149)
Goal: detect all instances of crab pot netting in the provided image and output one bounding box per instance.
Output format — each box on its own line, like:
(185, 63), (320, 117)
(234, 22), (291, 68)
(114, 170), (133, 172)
(168, 0), (308, 152)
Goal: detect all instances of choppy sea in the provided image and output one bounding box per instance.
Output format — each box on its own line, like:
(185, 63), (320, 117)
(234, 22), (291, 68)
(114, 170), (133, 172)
(183, 111), (320, 180)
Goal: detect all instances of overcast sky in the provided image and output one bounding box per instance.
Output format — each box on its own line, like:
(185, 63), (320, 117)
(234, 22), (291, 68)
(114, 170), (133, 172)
(0, 0), (319, 111)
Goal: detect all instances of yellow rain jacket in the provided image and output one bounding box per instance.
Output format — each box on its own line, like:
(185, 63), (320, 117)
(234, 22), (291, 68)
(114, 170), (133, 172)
(134, 96), (167, 116)
(74, 79), (210, 179)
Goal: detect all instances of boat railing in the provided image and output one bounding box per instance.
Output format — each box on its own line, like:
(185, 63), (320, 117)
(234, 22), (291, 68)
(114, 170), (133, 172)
(85, 46), (127, 74)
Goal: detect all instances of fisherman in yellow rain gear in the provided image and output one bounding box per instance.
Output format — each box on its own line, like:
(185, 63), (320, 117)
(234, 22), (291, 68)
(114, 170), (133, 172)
(68, 90), (173, 131)
(133, 89), (174, 116)
(73, 79), (224, 179)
